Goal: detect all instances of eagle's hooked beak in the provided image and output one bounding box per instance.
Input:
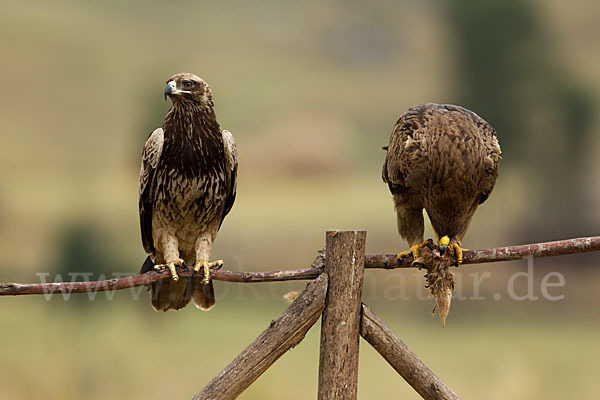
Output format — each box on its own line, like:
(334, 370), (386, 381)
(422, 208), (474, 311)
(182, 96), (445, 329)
(164, 81), (177, 100)
(164, 81), (193, 101)
(439, 235), (450, 255)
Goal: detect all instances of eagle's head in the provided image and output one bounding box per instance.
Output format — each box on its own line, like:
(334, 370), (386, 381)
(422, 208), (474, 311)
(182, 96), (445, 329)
(164, 73), (213, 107)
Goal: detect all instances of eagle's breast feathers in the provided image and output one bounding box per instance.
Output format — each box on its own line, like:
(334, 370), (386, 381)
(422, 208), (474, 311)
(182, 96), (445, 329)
(138, 79), (237, 265)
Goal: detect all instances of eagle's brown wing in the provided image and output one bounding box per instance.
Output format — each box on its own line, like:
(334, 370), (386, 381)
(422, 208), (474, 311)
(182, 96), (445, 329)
(139, 128), (164, 256)
(475, 118), (501, 205)
(382, 111), (428, 199)
(382, 108), (430, 245)
(219, 129), (237, 228)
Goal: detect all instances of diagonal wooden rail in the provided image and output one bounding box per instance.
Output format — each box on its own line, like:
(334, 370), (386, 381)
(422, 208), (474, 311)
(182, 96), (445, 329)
(361, 304), (460, 400)
(193, 274), (329, 400)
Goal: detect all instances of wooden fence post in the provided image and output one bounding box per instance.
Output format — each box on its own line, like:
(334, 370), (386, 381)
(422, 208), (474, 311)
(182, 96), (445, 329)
(318, 230), (366, 400)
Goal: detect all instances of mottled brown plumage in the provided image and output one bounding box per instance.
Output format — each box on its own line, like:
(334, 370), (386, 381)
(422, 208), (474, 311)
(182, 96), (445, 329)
(139, 73), (237, 311)
(382, 103), (500, 326)
(382, 103), (500, 259)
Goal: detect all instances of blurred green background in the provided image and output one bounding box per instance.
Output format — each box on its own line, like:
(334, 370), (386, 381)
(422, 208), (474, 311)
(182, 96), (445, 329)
(1, 0), (599, 399)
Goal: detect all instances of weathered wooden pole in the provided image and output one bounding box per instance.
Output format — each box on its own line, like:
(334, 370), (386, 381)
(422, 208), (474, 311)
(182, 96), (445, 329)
(193, 273), (328, 400)
(361, 304), (461, 400)
(318, 230), (366, 400)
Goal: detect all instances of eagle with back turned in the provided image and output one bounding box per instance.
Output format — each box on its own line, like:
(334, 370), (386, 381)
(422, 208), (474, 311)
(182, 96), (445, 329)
(382, 103), (500, 265)
(139, 73), (237, 311)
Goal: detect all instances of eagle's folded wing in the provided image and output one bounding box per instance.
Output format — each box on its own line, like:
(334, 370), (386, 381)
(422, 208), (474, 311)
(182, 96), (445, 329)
(139, 128), (164, 254)
(382, 114), (427, 198)
(478, 123), (501, 205)
(220, 129), (237, 227)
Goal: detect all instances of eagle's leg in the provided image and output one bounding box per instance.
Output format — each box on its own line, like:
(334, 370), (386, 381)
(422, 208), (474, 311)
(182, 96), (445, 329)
(432, 226), (440, 243)
(154, 235), (184, 281)
(194, 260), (223, 285)
(194, 236), (223, 285)
(395, 205), (426, 262)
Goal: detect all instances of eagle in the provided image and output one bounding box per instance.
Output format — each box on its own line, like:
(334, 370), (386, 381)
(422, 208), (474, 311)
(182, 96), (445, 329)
(382, 103), (500, 265)
(139, 73), (237, 311)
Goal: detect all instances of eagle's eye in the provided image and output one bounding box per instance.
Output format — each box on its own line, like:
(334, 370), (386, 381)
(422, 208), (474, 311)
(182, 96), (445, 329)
(182, 80), (194, 89)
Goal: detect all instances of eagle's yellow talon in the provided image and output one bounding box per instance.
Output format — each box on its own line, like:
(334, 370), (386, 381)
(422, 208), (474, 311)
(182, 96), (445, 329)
(154, 258), (184, 282)
(169, 267), (179, 281)
(451, 243), (463, 264)
(437, 236), (463, 265)
(194, 260), (223, 285)
(397, 241), (427, 260)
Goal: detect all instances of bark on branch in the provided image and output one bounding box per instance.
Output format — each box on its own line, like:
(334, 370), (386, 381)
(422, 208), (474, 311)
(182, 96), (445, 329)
(364, 236), (600, 269)
(1, 236), (598, 296)
(0, 267), (322, 296)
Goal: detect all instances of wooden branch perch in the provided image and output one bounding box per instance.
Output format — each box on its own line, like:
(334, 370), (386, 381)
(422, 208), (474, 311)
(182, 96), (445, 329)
(364, 236), (600, 269)
(0, 267), (322, 296)
(193, 273), (328, 400)
(1, 236), (598, 296)
(360, 304), (461, 400)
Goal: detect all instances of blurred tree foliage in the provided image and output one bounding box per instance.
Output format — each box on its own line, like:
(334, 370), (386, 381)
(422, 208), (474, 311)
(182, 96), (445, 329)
(53, 221), (124, 305)
(447, 0), (595, 239)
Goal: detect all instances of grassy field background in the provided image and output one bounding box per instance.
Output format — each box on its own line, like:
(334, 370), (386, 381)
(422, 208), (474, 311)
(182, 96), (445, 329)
(1, 0), (600, 398)
(2, 295), (599, 400)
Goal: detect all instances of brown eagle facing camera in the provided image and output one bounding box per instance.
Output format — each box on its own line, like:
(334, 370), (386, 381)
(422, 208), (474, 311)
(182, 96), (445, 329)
(139, 73), (237, 311)
(382, 103), (500, 264)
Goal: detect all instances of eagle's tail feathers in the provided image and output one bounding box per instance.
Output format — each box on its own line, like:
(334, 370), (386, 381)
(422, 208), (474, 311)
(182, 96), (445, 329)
(141, 257), (193, 311)
(149, 278), (193, 311)
(140, 256), (155, 274)
(192, 279), (216, 310)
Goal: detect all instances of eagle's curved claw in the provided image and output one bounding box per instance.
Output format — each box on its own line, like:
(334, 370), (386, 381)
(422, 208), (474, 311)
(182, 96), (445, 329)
(451, 243), (463, 265)
(154, 258), (185, 282)
(397, 241), (428, 262)
(194, 260), (224, 285)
